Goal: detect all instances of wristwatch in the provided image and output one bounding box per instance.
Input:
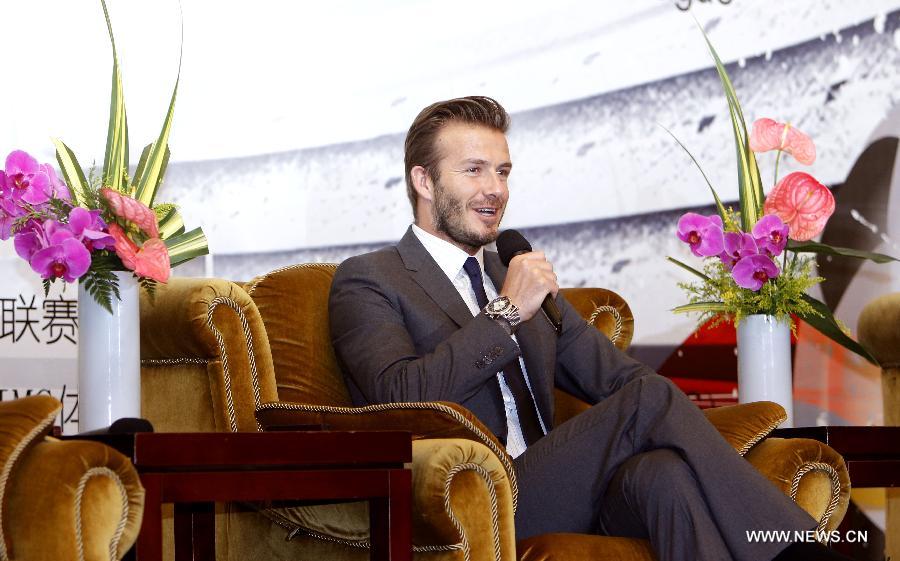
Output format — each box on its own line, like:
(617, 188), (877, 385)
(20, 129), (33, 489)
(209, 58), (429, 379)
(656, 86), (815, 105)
(483, 296), (521, 333)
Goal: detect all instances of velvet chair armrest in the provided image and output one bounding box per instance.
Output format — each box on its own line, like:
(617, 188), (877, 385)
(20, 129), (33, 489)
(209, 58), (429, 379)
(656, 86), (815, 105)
(4, 437), (144, 561)
(256, 400), (516, 497)
(702, 401), (788, 455)
(259, 438), (515, 560)
(743, 437), (851, 534)
(140, 277), (279, 432)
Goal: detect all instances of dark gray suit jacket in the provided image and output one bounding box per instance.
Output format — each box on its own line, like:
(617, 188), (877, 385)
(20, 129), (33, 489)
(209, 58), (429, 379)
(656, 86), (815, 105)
(329, 227), (654, 444)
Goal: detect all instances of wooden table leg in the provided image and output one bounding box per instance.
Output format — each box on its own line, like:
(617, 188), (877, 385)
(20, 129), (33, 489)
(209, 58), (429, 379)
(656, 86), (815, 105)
(174, 502), (215, 561)
(370, 495), (388, 561)
(369, 469), (411, 561)
(388, 469), (412, 561)
(137, 474), (163, 561)
(191, 502), (216, 561)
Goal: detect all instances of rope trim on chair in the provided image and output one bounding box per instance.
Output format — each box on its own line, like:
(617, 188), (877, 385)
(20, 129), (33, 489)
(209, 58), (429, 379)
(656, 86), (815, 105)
(74, 467), (129, 561)
(737, 413), (788, 457)
(244, 262), (338, 297)
(443, 462), (503, 561)
(141, 357), (208, 366)
(258, 401), (518, 510)
(207, 296), (264, 433)
(789, 461), (843, 541)
(587, 303), (623, 344)
(0, 407), (58, 561)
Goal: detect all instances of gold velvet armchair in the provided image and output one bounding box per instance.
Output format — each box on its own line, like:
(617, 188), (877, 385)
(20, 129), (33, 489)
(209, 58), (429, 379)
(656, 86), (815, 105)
(0, 395), (144, 561)
(139, 263), (851, 561)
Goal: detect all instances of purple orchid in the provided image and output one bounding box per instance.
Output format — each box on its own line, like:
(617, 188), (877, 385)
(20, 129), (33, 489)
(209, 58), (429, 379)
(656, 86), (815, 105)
(752, 214), (789, 257)
(3, 151), (51, 205)
(719, 232), (758, 270)
(68, 207), (114, 251)
(0, 197), (25, 241)
(13, 220), (45, 261)
(677, 213), (725, 257)
(27, 224), (91, 282)
(41, 163), (71, 201)
(732, 254), (780, 291)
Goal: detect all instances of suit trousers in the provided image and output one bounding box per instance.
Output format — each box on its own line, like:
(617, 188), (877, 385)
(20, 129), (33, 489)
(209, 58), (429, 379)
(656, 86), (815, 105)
(511, 373), (816, 561)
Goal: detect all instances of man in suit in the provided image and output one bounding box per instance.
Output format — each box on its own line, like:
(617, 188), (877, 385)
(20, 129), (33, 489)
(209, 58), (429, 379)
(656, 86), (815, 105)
(329, 96), (852, 561)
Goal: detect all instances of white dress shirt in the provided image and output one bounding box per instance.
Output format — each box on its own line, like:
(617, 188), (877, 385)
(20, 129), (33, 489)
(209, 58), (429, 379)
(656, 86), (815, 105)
(412, 224), (547, 458)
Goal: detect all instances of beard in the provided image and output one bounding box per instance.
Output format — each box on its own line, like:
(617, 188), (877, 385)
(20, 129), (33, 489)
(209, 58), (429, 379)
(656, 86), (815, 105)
(431, 180), (503, 253)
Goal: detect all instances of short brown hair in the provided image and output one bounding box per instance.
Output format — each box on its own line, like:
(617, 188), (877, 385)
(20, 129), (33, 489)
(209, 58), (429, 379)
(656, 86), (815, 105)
(404, 96), (510, 217)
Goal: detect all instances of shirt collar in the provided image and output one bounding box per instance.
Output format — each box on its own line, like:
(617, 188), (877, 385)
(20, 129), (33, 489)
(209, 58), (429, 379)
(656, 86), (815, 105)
(411, 224), (485, 281)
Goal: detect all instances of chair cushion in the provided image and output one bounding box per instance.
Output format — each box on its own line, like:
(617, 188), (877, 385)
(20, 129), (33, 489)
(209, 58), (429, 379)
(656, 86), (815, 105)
(518, 533), (656, 561)
(0, 395), (61, 558)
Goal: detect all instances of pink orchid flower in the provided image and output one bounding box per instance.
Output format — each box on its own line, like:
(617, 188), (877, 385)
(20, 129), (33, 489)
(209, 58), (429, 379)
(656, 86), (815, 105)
(763, 171), (835, 241)
(108, 223), (171, 283)
(748, 118), (816, 165)
(3, 150), (51, 205)
(101, 187), (159, 238)
(25, 221), (91, 282)
(0, 197), (25, 241)
(719, 231), (758, 270)
(41, 163), (71, 201)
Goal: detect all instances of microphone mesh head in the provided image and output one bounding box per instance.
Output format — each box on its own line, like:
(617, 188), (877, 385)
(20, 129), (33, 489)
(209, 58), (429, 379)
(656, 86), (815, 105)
(496, 230), (532, 266)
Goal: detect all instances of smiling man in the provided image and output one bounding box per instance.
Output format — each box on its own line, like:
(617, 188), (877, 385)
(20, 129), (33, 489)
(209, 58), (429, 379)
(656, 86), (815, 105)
(328, 96), (852, 561)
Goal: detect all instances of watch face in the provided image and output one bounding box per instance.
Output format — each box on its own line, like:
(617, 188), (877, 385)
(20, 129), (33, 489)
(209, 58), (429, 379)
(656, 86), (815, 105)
(488, 298), (509, 313)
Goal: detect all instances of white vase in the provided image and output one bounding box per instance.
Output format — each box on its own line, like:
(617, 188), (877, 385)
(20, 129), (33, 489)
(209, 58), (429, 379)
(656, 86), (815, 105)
(736, 314), (794, 428)
(77, 271), (141, 432)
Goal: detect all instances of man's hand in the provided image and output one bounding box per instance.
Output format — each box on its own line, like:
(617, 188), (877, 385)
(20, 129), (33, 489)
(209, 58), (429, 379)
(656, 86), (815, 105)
(499, 251), (558, 322)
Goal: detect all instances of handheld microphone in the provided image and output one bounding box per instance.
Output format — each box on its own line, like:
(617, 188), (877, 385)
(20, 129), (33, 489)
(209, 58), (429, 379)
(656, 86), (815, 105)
(496, 230), (563, 334)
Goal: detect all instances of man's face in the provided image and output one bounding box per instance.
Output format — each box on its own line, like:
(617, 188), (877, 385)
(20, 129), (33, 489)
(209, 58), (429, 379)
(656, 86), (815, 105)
(426, 123), (512, 254)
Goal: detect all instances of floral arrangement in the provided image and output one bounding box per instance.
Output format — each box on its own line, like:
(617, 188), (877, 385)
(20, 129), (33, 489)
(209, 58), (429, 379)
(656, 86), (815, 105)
(0, 1), (207, 312)
(668, 33), (895, 364)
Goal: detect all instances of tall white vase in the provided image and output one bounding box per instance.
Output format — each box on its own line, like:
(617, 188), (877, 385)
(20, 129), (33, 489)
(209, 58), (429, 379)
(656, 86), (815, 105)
(736, 314), (794, 428)
(78, 271), (141, 432)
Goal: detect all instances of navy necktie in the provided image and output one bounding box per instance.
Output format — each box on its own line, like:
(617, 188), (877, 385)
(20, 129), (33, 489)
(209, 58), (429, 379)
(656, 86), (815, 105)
(462, 257), (544, 445)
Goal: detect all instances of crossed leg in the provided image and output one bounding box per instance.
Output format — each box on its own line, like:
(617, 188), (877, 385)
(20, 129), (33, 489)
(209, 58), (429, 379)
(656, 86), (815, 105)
(512, 373), (816, 561)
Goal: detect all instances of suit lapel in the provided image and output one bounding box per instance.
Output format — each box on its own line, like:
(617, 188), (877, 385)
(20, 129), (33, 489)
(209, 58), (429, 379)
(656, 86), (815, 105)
(397, 227), (474, 328)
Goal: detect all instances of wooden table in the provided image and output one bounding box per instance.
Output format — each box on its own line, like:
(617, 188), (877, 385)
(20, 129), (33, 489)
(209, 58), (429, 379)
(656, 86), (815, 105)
(772, 426), (900, 487)
(81, 430), (412, 561)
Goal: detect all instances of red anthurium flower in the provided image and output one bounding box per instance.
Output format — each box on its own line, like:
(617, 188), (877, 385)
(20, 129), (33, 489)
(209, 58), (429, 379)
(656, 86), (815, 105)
(108, 223), (171, 283)
(749, 118), (816, 165)
(763, 172), (835, 241)
(101, 187), (159, 238)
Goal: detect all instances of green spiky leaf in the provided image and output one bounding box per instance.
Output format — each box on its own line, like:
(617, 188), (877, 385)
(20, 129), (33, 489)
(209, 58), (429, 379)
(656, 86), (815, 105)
(698, 24), (764, 230)
(672, 301), (727, 314)
(165, 227), (209, 267)
(133, 19), (181, 207)
(52, 139), (89, 207)
(659, 124), (729, 223)
(798, 294), (878, 364)
(100, 0), (128, 192)
(787, 240), (899, 263)
(156, 206), (186, 239)
(667, 256), (711, 281)
(132, 143), (153, 189)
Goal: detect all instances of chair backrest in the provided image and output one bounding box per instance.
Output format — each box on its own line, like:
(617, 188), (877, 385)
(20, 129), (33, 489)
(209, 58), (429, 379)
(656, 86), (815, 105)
(559, 287), (634, 351)
(243, 263), (635, 407)
(244, 264), (352, 406)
